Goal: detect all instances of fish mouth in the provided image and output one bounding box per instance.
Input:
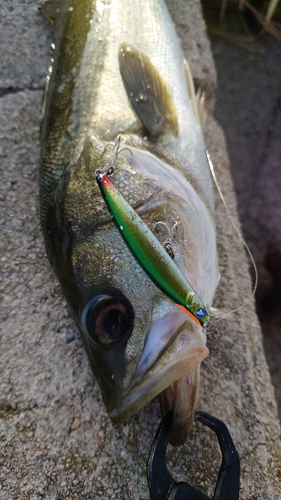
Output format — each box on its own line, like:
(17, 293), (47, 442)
(159, 367), (200, 446)
(110, 308), (208, 445)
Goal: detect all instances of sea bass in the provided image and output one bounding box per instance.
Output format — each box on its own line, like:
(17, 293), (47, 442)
(40, 0), (219, 445)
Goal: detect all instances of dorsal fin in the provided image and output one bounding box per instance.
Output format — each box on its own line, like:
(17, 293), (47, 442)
(184, 59), (206, 130)
(119, 42), (178, 139)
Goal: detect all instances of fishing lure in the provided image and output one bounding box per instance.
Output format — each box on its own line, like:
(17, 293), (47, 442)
(96, 171), (209, 326)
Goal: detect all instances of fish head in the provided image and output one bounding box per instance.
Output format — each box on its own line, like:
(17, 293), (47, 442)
(55, 135), (217, 445)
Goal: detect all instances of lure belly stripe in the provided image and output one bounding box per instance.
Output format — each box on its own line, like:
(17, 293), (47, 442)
(96, 173), (209, 326)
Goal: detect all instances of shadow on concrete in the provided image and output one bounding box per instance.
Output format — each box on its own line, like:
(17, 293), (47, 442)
(209, 33), (281, 418)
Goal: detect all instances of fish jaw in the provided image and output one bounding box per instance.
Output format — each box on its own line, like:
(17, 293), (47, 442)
(160, 367), (201, 446)
(108, 310), (208, 440)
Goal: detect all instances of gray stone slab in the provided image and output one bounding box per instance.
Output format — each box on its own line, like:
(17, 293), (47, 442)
(0, 0), (53, 91)
(1, 1), (280, 499)
(212, 35), (281, 252)
(211, 33), (281, 420)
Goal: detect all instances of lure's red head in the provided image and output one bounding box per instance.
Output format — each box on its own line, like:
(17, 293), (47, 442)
(97, 172), (115, 190)
(97, 172), (107, 182)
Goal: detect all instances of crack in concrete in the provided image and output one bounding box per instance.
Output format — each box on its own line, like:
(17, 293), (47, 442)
(0, 86), (44, 97)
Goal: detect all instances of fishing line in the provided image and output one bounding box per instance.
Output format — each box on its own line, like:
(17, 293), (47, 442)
(204, 150), (258, 332)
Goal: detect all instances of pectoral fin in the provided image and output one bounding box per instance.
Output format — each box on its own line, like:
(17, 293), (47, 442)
(119, 42), (178, 139)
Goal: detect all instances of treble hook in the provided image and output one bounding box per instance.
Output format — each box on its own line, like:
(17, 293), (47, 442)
(99, 135), (121, 175)
(153, 221), (179, 259)
(97, 135), (133, 176)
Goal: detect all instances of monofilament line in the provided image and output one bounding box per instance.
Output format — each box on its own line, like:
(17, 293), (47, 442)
(206, 150), (258, 323)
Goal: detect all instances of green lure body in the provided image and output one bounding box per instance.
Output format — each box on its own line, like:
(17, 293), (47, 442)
(96, 172), (209, 326)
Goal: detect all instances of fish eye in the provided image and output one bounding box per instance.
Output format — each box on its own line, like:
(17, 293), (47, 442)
(82, 293), (134, 345)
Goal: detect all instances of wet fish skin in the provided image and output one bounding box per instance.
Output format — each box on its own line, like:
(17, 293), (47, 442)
(40, 0), (218, 445)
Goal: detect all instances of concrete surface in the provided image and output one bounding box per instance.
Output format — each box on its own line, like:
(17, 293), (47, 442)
(1, 1), (281, 499)
(210, 33), (281, 418)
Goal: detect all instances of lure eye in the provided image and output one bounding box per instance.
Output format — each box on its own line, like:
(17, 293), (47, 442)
(82, 293), (134, 345)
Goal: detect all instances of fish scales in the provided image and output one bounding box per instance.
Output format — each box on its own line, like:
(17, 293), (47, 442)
(40, 0), (219, 445)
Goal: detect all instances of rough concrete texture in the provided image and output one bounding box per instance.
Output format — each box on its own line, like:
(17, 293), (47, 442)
(210, 34), (281, 419)
(0, 1), (280, 499)
(211, 36), (281, 252)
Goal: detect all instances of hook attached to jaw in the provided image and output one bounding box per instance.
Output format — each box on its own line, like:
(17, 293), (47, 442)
(147, 410), (240, 500)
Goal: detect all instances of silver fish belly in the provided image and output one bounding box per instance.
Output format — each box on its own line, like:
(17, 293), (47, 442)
(40, 0), (219, 445)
